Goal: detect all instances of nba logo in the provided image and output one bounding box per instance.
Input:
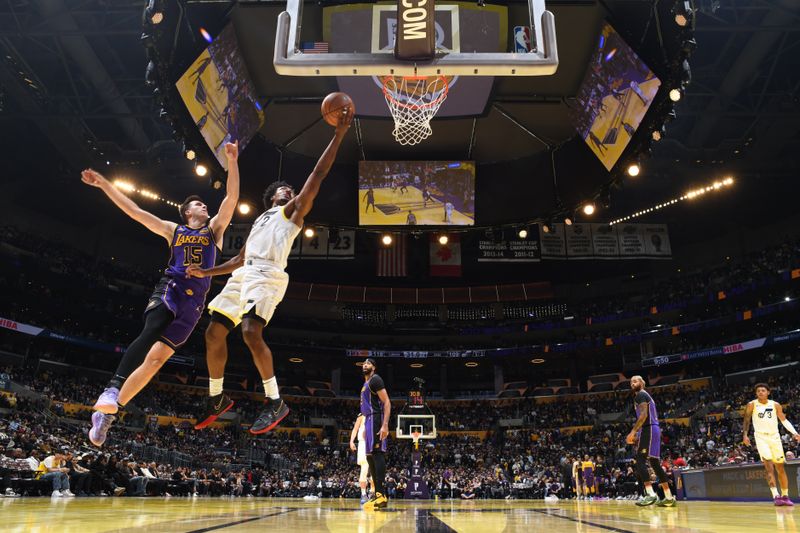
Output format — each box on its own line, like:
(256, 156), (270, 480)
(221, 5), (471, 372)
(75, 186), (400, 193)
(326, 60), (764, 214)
(514, 26), (531, 53)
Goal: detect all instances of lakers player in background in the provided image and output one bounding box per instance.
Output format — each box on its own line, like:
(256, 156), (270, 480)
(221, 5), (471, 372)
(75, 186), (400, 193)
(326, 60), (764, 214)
(81, 141), (240, 446)
(742, 383), (800, 506)
(189, 109), (352, 434)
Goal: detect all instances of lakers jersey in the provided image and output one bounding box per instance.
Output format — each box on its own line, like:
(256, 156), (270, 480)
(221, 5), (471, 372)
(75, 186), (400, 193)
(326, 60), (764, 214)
(752, 399), (780, 436)
(245, 205), (301, 269)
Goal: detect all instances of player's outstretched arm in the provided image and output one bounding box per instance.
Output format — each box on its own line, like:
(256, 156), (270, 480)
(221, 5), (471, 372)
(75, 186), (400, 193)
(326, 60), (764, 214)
(742, 401), (753, 446)
(81, 169), (176, 242)
(209, 141), (240, 243)
(187, 245), (245, 279)
(775, 403), (800, 442)
(285, 112), (353, 223)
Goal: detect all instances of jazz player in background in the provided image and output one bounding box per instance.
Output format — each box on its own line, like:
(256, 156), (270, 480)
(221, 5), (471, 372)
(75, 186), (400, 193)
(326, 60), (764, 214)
(81, 142), (240, 446)
(188, 111), (352, 434)
(360, 358), (391, 510)
(742, 383), (800, 506)
(349, 413), (375, 504)
(626, 375), (676, 507)
(571, 456), (583, 499)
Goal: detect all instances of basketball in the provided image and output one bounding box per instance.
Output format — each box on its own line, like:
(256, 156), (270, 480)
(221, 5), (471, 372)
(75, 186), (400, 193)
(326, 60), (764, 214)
(321, 92), (354, 126)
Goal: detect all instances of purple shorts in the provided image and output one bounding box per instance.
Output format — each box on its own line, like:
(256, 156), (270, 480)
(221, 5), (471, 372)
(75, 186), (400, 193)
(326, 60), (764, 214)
(148, 276), (206, 349)
(637, 425), (661, 459)
(363, 413), (387, 454)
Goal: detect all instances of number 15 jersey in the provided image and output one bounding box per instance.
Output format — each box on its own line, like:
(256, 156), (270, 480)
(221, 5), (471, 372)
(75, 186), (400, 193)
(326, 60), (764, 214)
(246, 205), (301, 269)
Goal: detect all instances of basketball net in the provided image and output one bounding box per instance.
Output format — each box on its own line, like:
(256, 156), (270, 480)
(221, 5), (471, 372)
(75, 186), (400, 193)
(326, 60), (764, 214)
(382, 76), (449, 146)
(411, 431), (421, 451)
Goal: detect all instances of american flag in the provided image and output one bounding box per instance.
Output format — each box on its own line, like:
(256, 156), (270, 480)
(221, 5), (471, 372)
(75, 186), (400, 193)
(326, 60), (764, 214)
(300, 42), (329, 54)
(376, 234), (407, 277)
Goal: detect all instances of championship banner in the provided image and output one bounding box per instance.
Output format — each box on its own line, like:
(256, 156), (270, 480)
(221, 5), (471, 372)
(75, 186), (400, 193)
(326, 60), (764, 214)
(535, 223), (672, 260)
(591, 223), (620, 258)
(617, 224), (647, 257)
(477, 228), (541, 262)
(565, 223), (593, 259)
(539, 223), (566, 259)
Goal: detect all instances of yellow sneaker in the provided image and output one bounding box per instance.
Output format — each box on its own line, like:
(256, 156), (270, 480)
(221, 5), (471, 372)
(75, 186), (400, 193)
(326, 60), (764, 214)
(363, 492), (387, 510)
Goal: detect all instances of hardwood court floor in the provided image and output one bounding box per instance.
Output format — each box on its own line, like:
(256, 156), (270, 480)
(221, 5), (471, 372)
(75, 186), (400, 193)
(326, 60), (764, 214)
(1, 497), (796, 532)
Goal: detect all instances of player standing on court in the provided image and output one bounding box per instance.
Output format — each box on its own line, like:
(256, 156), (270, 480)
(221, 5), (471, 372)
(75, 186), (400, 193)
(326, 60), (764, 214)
(626, 375), (675, 507)
(82, 142), (240, 446)
(188, 110), (352, 434)
(360, 358), (391, 510)
(742, 383), (800, 506)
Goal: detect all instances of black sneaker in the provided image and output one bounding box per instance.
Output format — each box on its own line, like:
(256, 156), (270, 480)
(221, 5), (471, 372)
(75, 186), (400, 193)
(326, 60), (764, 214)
(249, 398), (290, 435)
(194, 394), (234, 430)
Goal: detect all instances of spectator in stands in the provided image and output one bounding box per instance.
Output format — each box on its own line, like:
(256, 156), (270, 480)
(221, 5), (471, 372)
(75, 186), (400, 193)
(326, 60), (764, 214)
(38, 452), (75, 497)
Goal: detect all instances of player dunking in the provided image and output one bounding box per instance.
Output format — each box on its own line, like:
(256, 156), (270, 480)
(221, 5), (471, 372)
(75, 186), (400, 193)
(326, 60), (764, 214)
(350, 413), (375, 504)
(188, 113), (351, 434)
(82, 142), (240, 446)
(742, 383), (800, 506)
(626, 375), (675, 507)
(360, 358), (391, 510)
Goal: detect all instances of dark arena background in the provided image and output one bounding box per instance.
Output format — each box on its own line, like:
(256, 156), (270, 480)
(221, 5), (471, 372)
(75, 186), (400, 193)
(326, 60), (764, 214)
(1, 0), (800, 531)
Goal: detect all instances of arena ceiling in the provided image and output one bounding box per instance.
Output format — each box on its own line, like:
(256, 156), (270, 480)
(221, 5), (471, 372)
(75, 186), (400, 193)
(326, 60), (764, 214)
(1, 0), (799, 234)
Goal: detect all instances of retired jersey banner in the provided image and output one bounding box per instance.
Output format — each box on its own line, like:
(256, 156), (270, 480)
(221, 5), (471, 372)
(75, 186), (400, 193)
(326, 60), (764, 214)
(477, 228), (541, 262)
(286, 228), (355, 260)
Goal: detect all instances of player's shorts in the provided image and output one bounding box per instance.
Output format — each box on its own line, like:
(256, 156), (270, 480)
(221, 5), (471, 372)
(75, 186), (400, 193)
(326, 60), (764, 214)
(755, 432), (786, 463)
(583, 474), (595, 488)
(363, 413), (387, 454)
(207, 267), (245, 328)
(636, 424), (661, 459)
(238, 261), (289, 324)
(357, 440), (367, 466)
(148, 276), (207, 349)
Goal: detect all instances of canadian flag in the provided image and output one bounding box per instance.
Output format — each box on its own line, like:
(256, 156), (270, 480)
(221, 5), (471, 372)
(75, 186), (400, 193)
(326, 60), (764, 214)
(430, 234), (462, 277)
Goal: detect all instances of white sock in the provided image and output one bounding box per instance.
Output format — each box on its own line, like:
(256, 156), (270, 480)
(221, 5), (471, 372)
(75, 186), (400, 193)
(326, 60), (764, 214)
(781, 488), (789, 497)
(645, 486), (656, 497)
(663, 486), (672, 499)
(209, 378), (224, 397)
(771, 486), (780, 498)
(263, 377), (279, 400)
(361, 488), (367, 496)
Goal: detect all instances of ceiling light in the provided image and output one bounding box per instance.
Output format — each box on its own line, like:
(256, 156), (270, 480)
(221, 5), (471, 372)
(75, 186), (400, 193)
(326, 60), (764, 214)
(200, 28), (212, 43)
(238, 203), (251, 215)
(410, 363), (424, 368)
(185, 149), (196, 161)
(304, 227), (315, 238)
(289, 357), (303, 363)
(542, 224), (551, 234)
(465, 362), (478, 368)
(518, 228), (528, 239)
(195, 163), (208, 177)
(627, 163), (640, 177)
(652, 130), (662, 141)
(564, 217), (573, 226)
(669, 88), (682, 102)
(582, 204), (595, 216)
(381, 234), (393, 246)
(531, 358), (545, 364)
(438, 235), (449, 245)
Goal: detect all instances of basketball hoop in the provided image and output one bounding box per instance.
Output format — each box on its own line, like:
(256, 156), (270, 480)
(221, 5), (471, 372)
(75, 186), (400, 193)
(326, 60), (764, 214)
(382, 76), (449, 146)
(411, 431), (422, 450)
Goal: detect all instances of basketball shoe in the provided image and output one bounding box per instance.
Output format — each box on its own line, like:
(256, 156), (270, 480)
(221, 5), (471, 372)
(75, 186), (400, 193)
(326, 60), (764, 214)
(363, 492), (388, 510)
(93, 387), (120, 414)
(636, 494), (658, 506)
(89, 412), (115, 447)
(195, 394), (234, 430)
(249, 398), (290, 434)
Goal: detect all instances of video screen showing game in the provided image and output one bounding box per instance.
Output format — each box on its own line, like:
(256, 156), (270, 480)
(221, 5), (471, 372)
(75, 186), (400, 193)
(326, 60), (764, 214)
(570, 22), (661, 171)
(175, 23), (264, 170)
(359, 161), (475, 226)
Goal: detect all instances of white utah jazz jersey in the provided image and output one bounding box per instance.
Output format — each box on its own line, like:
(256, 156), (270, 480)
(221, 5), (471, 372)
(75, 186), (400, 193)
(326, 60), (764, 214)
(245, 205), (301, 269)
(752, 399), (780, 436)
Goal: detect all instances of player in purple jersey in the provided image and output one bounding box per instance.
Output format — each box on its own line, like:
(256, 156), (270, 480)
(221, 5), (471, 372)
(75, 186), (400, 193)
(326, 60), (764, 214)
(80, 141), (239, 447)
(359, 358), (391, 510)
(626, 375), (675, 507)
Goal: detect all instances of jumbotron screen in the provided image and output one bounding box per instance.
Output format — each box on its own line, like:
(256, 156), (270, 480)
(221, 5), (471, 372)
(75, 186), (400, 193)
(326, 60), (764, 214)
(570, 22), (661, 171)
(175, 23), (264, 170)
(358, 161), (476, 226)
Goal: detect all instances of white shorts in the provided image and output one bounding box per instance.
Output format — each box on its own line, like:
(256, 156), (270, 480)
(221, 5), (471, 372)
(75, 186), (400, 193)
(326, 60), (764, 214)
(238, 263), (289, 324)
(755, 433), (786, 463)
(207, 267), (245, 327)
(357, 440), (367, 466)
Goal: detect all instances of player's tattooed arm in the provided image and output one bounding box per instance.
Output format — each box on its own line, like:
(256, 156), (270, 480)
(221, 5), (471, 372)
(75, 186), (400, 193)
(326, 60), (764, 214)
(81, 169), (176, 242)
(209, 141), (240, 244)
(625, 403), (649, 444)
(187, 245), (244, 278)
(742, 401), (753, 446)
(285, 111), (353, 223)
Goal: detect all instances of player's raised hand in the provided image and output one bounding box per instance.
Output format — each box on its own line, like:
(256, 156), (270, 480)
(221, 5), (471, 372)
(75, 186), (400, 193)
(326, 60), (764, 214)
(225, 140), (239, 162)
(186, 265), (207, 279)
(742, 435), (751, 446)
(81, 169), (109, 188)
(335, 106), (354, 134)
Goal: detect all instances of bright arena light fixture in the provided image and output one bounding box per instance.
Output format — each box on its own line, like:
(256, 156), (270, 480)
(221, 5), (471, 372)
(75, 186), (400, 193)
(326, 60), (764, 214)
(410, 363), (424, 368)
(518, 228), (528, 239)
(304, 227), (315, 238)
(531, 358), (546, 364)
(195, 163), (208, 177)
(669, 88), (682, 102)
(289, 357), (303, 363)
(185, 149), (196, 160)
(438, 235), (449, 245)
(381, 234), (393, 246)
(627, 163), (641, 177)
(465, 362), (478, 367)
(238, 203), (251, 215)
(582, 203), (596, 216)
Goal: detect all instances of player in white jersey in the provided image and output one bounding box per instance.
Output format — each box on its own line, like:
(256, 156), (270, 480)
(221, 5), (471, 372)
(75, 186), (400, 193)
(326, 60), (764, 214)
(349, 414), (374, 504)
(742, 382), (800, 506)
(571, 457), (584, 499)
(189, 110), (352, 434)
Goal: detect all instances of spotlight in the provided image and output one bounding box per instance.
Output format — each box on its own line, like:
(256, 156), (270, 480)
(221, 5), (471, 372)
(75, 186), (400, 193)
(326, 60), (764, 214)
(438, 235), (449, 245)
(582, 203), (596, 216)
(673, 0), (694, 27)
(238, 203), (251, 215)
(669, 88), (682, 102)
(195, 163), (208, 177)
(304, 227), (315, 238)
(185, 149), (196, 161)
(652, 126), (665, 141)
(786, 296), (792, 302)
(145, 0), (164, 25)
(381, 234), (393, 246)
(211, 179), (223, 190)
(200, 28), (212, 43)
(627, 163), (641, 177)
(564, 217), (573, 226)
(518, 228), (528, 239)
(723, 176), (734, 185)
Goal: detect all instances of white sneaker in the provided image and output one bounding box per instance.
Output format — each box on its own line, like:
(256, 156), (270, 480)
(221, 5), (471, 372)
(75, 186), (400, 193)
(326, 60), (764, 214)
(51, 490), (63, 497)
(63, 490), (76, 497)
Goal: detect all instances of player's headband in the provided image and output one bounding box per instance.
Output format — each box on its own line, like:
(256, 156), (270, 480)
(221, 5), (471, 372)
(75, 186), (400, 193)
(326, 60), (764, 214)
(364, 358), (377, 369)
